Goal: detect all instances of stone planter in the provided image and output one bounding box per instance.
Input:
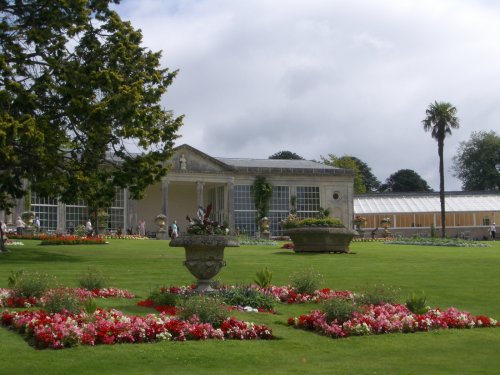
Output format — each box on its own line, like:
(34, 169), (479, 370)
(285, 227), (357, 253)
(169, 235), (239, 292)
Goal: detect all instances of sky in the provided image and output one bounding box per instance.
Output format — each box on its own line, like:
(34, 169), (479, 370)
(116, 0), (500, 191)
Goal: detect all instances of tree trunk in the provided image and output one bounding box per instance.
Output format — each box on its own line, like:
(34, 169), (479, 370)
(0, 225), (6, 253)
(438, 138), (446, 238)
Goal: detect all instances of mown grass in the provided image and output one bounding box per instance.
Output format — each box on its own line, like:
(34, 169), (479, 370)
(0, 239), (499, 375)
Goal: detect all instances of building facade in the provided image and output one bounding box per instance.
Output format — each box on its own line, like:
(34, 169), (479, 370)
(1, 144), (355, 236)
(354, 191), (499, 240)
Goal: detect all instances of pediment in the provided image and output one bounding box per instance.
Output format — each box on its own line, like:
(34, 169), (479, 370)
(168, 144), (233, 173)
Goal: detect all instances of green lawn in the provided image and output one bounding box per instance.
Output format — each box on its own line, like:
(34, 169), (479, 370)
(1, 239), (500, 375)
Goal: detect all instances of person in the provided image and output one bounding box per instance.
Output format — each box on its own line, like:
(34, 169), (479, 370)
(34, 216), (41, 232)
(371, 227), (378, 239)
(139, 219), (146, 236)
(16, 216), (25, 235)
(68, 221), (75, 235)
(171, 220), (178, 239)
(85, 219), (93, 237)
(490, 222), (496, 240)
(1, 220), (7, 240)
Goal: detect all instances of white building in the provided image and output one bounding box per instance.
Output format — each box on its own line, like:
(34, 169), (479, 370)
(2, 144), (355, 236)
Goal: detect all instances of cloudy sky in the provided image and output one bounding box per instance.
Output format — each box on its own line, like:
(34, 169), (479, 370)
(116, 0), (500, 191)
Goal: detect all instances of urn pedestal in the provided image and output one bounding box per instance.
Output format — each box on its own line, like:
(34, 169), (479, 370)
(169, 235), (239, 292)
(286, 227), (357, 253)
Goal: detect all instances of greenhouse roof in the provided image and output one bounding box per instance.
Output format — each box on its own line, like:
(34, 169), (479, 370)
(354, 192), (500, 214)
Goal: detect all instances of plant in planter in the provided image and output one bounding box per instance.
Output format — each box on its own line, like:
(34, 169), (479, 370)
(155, 214), (167, 232)
(169, 204), (239, 292)
(380, 217), (392, 238)
(281, 211), (357, 253)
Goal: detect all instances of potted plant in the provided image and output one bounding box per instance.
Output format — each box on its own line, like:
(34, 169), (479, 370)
(281, 212), (357, 253)
(353, 215), (367, 237)
(155, 214), (167, 232)
(169, 204), (239, 292)
(380, 217), (392, 238)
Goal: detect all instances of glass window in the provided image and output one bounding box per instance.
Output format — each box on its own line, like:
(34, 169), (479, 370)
(66, 200), (88, 230)
(296, 186), (320, 218)
(31, 193), (58, 230)
(234, 185), (257, 236)
(269, 186), (289, 235)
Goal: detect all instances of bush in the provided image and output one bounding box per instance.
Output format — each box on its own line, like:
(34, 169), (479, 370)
(321, 298), (360, 323)
(178, 295), (228, 327)
(405, 292), (430, 314)
(148, 289), (179, 307)
(78, 268), (108, 290)
(290, 268), (323, 295)
(42, 288), (85, 314)
(254, 267), (273, 288)
(355, 284), (401, 306)
(8, 270), (54, 298)
(219, 285), (275, 310)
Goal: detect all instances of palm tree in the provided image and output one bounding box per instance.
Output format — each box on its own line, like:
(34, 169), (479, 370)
(422, 101), (460, 238)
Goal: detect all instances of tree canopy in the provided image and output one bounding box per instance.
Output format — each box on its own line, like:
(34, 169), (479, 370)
(268, 150), (304, 160)
(379, 169), (433, 193)
(452, 130), (500, 191)
(0, 0), (183, 213)
(322, 154), (380, 193)
(322, 155), (366, 193)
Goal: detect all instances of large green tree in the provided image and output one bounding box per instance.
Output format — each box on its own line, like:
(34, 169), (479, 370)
(268, 150), (304, 160)
(0, 1), (183, 216)
(322, 155), (366, 193)
(452, 130), (500, 191)
(422, 101), (460, 238)
(322, 154), (380, 193)
(347, 156), (380, 192)
(379, 169), (433, 192)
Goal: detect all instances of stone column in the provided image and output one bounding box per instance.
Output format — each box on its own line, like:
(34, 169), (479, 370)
(158, 178), (169, 240)
(196, 181), (205, 209)
(161, 178), (169, 216)
(226, 181), (235, 234)
(58, 203), (66, 234)
(126, 189), (138, 234)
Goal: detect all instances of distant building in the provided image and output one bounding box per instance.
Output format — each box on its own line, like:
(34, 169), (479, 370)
(1, 144), (355, 236)
(354, 191), (499, 240)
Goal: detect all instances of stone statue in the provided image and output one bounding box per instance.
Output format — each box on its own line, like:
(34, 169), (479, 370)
(180, 154), (187, 170)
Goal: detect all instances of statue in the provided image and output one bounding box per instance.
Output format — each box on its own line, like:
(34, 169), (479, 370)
(180, 154), (187, 170)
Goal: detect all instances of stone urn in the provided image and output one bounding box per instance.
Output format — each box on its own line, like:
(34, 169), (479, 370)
(169, 235), (239, 292)
(286, 227), (357, 253)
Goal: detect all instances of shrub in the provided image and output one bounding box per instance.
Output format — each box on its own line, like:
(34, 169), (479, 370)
(148, 289), (179, 307)
(406, 292), (430, 314)
(78, 268), (108, 290)
(42, 288), (85, 314)
(178, 295), (228, 327)
(321, 298), (360, 323)
(74, 225), (87, 238)
(281, 216), (344, 229)
(254, 267), (273, 288)
(290, 268), (323, 295)
(8, 270), (54, 298)
(219, 285), (275, 310)
(355, 284), (401, 306)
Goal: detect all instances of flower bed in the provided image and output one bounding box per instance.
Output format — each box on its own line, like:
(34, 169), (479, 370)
(0, 287), (135, 308)
(0, 309), (274, 349)
(137, 284), (353, 312)
(288, 303), (498, 339)
(385, 238), (490, 247)
(98, 235), (148, 240)
(40, 235), (107, 245)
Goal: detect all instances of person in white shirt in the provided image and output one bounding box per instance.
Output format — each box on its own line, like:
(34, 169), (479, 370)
(490, 223), (496, 240)
(16, 217), (25, 235)
(85, 219), (93, 237)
